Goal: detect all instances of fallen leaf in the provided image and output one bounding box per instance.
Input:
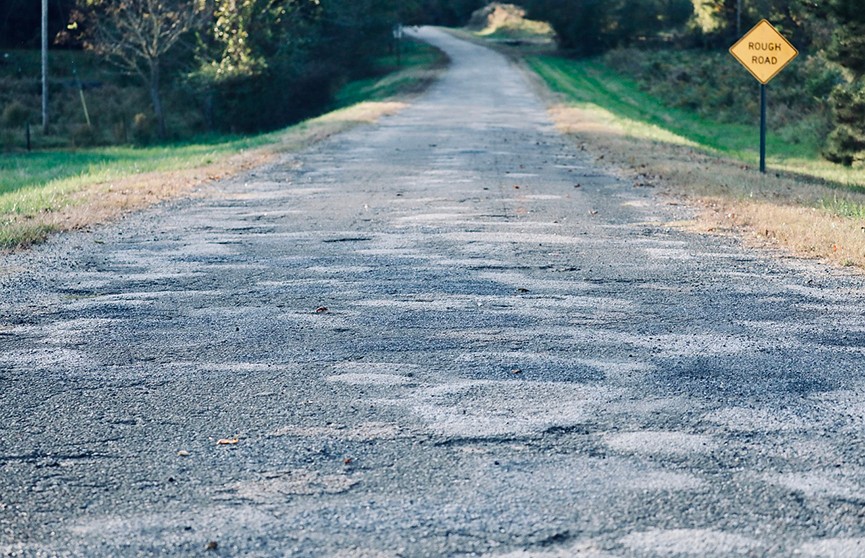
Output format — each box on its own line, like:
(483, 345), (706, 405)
(315, 306), (329, 314)
(177, 450), (190, 457)
(511, 369), (523, 375)
(206, 541), (218, 551)
(217, 438), (239, 445)
(516, 288), (530, 293)
(343, 457), (354, 465)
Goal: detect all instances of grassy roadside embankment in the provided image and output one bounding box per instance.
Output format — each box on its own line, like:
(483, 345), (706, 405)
(524, 54), (865, 270)
(0, 39), (446, 251)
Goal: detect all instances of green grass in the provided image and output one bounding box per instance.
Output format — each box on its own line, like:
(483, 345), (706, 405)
(527, 54), (865, 190)
(527, 55), (818, 161)
(819, 195), (865, 219)
(0, 135), (268, 200)
(2, 40), (442, 200)
(334, 39), (447, 108)
(467, 3), (556, 44)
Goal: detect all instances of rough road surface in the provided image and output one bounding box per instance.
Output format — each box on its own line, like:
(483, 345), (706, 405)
(4, 28), (865, 558)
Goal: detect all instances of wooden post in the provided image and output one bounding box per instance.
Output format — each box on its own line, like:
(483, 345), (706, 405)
(73, 65), (92, 128)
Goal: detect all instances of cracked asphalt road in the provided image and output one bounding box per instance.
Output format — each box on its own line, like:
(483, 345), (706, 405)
(4, 27), (865, 558)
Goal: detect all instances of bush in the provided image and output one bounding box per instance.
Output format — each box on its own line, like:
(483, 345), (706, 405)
(824, 80), (865, 166)
(131, 113), (154, 145)
(1, 100), (31, 128)
(70, 123), (97, 147)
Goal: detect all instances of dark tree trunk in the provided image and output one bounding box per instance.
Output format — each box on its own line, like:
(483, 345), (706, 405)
(203, 90), (214, 131)
(149, 60), (166, 138)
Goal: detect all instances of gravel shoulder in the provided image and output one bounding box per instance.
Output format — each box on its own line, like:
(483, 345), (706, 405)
(3, 27), (865, 558)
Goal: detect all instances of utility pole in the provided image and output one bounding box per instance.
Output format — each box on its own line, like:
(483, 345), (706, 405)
(42, 0), (49, 134)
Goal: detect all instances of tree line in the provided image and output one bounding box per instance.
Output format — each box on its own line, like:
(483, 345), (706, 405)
(2, 0), (448, 139)
(1, 1), (863, 163)
(505, 0), (865, 166)
(60, 0), (417, 136)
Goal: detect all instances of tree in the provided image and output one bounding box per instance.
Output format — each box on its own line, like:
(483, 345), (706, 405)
(190, 0), (328, 132)
(824, 0), (865, 76)
(69, 0), (206, 138)
(525, 0), (692, 55)
(822, 0), (865, 165)
(698, 0), (818, 49)
(194, 0), (320, 84)
(190, 0), (403, 133)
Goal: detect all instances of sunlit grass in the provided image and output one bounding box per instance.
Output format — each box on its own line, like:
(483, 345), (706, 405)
(0, 136), (269, 198)
(550, 104), (699, 148)
(527, 55), (819, 160)
(527, 54), (865, 193)
(335, 39), (448, 107)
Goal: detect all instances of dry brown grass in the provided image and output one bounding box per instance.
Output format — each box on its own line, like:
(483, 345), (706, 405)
(548, 103), (865, 270)
(1, 101), (406, 251)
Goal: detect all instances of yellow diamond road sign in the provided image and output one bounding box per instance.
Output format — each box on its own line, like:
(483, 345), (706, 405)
(729, 19), (798, 84)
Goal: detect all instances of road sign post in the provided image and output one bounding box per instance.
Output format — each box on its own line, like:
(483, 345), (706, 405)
(760, 84), (766, 173)
(729, 19), (798, 174)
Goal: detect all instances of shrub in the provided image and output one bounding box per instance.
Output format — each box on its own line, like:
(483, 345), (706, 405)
(70, 124), (98, 147)
(131, 113), (154, 145)
(824, 80), (865, 166)
(1, 100), (31, 128)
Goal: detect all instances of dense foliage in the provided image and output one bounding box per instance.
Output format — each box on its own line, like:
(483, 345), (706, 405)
(513, 0), (858, 165)
(189, 0), (401, 133)
(1, 0), (863, 163)
(522, 0), (693, 54)
(1, 0), (433, 143)
(821, 0), (865, 165)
